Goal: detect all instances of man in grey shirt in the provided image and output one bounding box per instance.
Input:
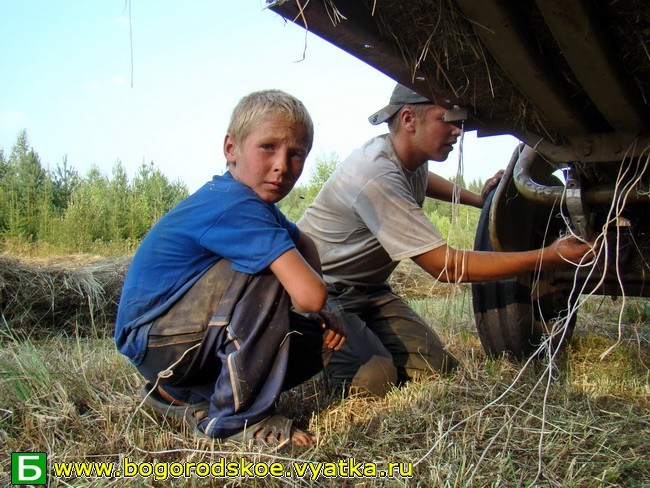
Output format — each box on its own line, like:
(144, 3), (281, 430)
(298, 84), (594, 396)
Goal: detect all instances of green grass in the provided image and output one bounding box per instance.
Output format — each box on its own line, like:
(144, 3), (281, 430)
(1, 290), (648, 487)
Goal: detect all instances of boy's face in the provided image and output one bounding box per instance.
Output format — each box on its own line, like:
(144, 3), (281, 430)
(224, 113), (310, 203)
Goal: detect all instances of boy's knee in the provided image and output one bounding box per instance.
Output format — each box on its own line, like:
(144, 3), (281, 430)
(349, 355), (398, 397)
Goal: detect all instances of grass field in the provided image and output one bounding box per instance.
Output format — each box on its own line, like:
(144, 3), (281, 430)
(1, 277), (648, 487)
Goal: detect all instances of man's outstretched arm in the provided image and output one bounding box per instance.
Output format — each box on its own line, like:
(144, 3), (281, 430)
(425, 170), (503, 208)
(412, 236), (595, 283)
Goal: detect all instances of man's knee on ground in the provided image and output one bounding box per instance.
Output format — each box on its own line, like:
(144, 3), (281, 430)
(349, 355), (398, 397)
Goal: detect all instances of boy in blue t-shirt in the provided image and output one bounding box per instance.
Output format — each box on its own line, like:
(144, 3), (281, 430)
(115, 90), (345, 449)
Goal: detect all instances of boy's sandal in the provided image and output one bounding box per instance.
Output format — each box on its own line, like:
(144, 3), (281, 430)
(139, 382), (209, 428)
(198, 414), (296, 451)
(140, 384), (301, 450)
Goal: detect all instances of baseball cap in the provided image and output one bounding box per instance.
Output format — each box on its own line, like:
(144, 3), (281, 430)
(368, 84), (431, 125)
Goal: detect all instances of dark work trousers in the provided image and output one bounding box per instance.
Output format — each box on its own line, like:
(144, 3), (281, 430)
(137, 259), (331, 438)
(324, 283), (458, 396)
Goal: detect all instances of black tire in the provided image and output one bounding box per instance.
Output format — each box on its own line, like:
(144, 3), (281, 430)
(471, 188), (577, 359)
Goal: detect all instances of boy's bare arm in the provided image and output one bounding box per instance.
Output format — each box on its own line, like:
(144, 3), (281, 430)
(294, 231), (323, 276)
(270, 248), (327, 312)
(412, 236), (595, 283)
(293, 231), (347, 349)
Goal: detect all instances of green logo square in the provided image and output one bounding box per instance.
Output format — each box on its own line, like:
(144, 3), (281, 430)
(11, 452), (47, 485)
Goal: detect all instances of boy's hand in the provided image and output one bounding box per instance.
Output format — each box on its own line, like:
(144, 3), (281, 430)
(309, 311), (347, 351)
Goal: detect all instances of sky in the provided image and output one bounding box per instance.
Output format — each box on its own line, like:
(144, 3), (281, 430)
(0, 1), (519, 192)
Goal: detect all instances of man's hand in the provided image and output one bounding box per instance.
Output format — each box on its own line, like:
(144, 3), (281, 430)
(550, 235), (598, 266)
(309, 310), (347, 351)
(479, 170), (504, 207)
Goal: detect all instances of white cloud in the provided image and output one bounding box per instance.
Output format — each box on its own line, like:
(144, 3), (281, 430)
(112, 76), (128, 85)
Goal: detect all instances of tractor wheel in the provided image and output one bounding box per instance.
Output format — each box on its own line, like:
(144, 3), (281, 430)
(471, 188), (577, 359)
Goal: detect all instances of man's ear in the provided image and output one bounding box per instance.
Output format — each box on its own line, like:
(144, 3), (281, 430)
(223, 134), (237, 164)
(399, 108), (417, 133)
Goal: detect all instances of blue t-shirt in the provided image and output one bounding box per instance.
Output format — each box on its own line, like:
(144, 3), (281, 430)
(115, 172), (300, 364)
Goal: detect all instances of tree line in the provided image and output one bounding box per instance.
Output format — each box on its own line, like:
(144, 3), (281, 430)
(0, 130), (188, 254)
(1, 131), (485, 256)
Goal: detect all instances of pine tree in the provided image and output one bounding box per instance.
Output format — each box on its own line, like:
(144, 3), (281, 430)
(0, 148), (9, 233)
(108, 161), (131, 240)
(130, 161), (188, 239)
(0, 148), (7, 179)
(51, 155), (81, 212)
(5, 130), (48, 239)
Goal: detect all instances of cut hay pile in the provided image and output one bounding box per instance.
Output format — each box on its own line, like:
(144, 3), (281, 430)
(0, 253), (454, 336)
(0, 254), (130, 336)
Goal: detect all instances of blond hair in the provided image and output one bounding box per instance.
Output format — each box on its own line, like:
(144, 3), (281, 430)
(227, 90), (314, 150)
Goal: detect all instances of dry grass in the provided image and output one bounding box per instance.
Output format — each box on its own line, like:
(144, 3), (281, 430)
(1, 279), (647, 486)
(389, 259), (469, 299)
(0, 254), (130, 337)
